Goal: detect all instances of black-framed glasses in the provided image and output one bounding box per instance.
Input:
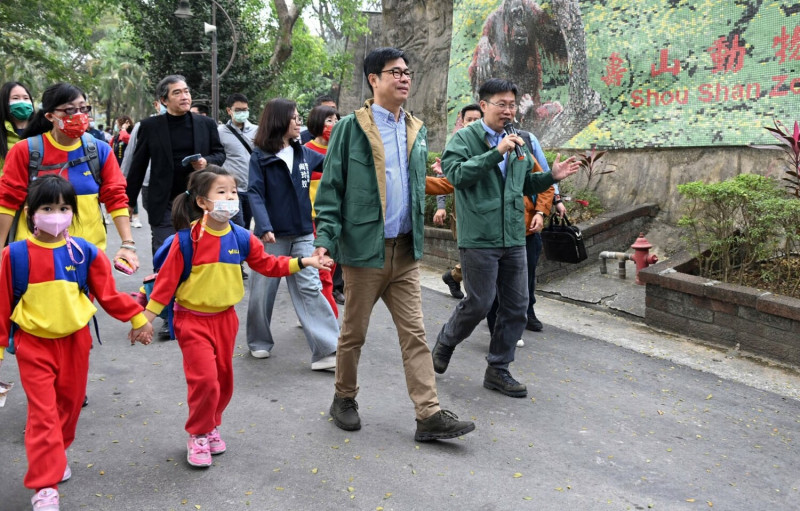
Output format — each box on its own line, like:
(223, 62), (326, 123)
(380, 68), (414, 79)
(53, 105), (92, 116)
(290, 115), (303, 123)
(486, 101), (517, 111)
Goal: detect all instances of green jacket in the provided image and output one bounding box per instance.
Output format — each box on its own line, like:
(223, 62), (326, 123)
(441, 120), (555, 248)
(314, 100), (428, 268)
(1, 120), (22, 176)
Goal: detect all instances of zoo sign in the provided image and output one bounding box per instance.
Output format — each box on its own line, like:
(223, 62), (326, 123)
(447, 0), (800, 149)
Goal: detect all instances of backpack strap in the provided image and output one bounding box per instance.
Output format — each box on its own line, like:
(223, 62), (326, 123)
(518, 130), (535, 155)
(177, 228), (194, 284)
(79, 134), (102, 186)
(71, 237), (102, 344)
(9, 241), (30, 306)
(27, 135), (44, 182)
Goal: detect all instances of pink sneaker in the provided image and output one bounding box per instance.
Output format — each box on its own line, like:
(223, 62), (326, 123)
(61, 463), (71, 483)
(31, 488), (59, 510)
(186, 435), (212, 467)
(207, 427), (226, 455)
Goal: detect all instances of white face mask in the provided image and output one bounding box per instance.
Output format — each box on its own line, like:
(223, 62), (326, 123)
(208, 199), (239, 222)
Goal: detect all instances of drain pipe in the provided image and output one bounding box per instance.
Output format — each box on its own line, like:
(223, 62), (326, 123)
(599, 251), (633, 278)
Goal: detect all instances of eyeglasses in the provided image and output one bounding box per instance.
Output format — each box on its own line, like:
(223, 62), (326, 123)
(53, 105), (92, 115)
(291, 115), (303, 124)
(486, 101), (517, 111)
(380, 68), (414, 79)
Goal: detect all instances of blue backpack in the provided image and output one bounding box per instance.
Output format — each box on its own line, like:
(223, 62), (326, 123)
(6, 238), (99, 354)
(148, 221), (252, 340)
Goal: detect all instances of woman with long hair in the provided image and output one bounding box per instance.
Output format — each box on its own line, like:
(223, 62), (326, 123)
(0, 82), (139, 271)
(245, 98), (339, 369)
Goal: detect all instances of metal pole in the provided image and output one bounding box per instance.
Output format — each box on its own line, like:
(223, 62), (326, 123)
(210, 1), (219, 123)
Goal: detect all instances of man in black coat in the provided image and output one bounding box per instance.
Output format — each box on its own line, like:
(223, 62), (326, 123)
(126, 74), (226, 256)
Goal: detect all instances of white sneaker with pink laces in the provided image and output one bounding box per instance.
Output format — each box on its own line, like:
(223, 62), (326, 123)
(31, 488), (59, 510)
(207, 427), (226, 455)
(186, 434), (212, 467)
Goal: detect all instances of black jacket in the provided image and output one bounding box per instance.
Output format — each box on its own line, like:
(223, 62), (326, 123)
(126, 113), (225, 225)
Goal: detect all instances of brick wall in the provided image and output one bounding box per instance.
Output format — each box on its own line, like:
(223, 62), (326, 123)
(423, 203), (660, 282)
(639, 253), (800, 366)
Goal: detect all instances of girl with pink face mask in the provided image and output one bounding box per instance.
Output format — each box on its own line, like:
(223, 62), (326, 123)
(0, 175), (153, 511)
(0, 83), (139, 275)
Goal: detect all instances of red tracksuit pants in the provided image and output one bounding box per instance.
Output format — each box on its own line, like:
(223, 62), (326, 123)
(174, 306), (237, 435)
(15, 327), (92, 491)
(319, 262), (338, 318)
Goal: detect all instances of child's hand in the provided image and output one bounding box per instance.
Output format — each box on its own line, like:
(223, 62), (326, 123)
(302, 255), (332, 271)
(129, 322), (154, 345)
(143, 310), (158, 324)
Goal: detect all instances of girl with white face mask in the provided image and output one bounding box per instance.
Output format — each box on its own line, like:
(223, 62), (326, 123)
(1, 81), (35, 175)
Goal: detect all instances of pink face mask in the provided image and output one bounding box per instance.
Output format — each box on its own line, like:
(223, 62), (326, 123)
(33, 211), (73, 238)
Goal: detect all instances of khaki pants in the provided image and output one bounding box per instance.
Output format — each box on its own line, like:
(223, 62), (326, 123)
(337, 234), (440, 420)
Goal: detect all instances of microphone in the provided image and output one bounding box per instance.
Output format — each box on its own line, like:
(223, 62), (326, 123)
(503, 122), (524, 160)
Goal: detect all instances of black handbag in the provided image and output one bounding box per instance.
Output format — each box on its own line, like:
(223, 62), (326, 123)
(541, 213), (588, 264)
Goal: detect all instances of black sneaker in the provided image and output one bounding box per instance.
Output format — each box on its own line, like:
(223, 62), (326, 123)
(330, 395), (361, 431)
(82, 394), (89, 408)
(483, 366), (527, 398)
(431, 331), (455, 374)
(441, 271), (464, 299)
(415, 410), (475, 441)
(526, 311), (543, 332)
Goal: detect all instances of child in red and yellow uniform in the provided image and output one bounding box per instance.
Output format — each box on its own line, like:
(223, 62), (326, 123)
(143, 165), (330, 468)
(0, 175), (152, 511)
(304, 105), (340, 316)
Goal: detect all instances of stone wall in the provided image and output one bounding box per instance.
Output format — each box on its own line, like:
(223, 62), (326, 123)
(639, 253), (800, 367)
(423, 203), (660, 282)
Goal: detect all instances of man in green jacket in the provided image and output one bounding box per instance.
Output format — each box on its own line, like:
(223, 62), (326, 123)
(432, 78), (579, 398)
(313, 47), (475, 442)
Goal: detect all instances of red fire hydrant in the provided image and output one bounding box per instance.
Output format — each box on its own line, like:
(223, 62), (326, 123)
(631, 233), (658, 285)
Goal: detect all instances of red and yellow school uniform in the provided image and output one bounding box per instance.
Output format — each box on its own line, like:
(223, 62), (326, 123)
(0, 237), (147, 491)
(146, 222), (300, 435)
(0, 132), (130, 250)
(303, 139), (337, 317)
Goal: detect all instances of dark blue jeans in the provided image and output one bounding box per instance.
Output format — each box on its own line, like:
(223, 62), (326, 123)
(438, 246), (528, 369)
(487, 233), (542, 330)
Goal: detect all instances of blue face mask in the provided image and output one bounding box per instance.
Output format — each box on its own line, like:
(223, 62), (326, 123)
(159, 103), (167, 115)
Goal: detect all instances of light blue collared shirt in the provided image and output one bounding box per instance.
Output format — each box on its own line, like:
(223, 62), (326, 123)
(481, 119), (507, 178)
(372, 103), (411, 238)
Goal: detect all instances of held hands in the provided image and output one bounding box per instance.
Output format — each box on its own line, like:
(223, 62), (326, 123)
(190, 157), (208, 171)
(114, 248), (140, 272)
(301, 254), (332, 271)
(551, 154), (580, 181)
(129, 322), (154, 345)
(313, 246), (334, 268)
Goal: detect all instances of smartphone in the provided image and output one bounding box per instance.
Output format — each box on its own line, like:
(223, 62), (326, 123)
(181, 153), (202, 167)
(114, 256), (135, 276)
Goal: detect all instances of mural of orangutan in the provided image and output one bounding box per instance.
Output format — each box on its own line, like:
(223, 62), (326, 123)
(468, 0), (568, 132)
(468, 0), (604, 145)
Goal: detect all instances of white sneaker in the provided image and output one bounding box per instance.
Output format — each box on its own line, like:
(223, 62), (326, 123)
(131, 216), (143, 228)
(61, 463), (71, 483)
(31, 488), (59, 510)
(296, 320), (303, 328)
(250, 349), (271, 359)
(516, 339), (525, 348)
(311, 354), (336, 371)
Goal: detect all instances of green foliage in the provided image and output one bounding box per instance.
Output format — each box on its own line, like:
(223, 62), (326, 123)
(755, 119), (800, 198)
(677, 174), (797, 286)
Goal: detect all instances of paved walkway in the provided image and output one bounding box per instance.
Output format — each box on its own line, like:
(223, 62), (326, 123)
(1, 224), (799, 510)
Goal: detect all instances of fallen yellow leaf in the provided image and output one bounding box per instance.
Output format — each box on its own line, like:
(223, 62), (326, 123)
(244, 491), (252, 496)
(513, 473), (523, 478)
(686, 498), (696, 502)
(311, 468), (318, 474)
(195, 506), (201, 510)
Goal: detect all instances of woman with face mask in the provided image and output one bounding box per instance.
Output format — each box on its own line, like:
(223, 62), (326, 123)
(0, 81), (35, 176)
(246, 98), (340, 370)
(0, 82), (139, 273)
